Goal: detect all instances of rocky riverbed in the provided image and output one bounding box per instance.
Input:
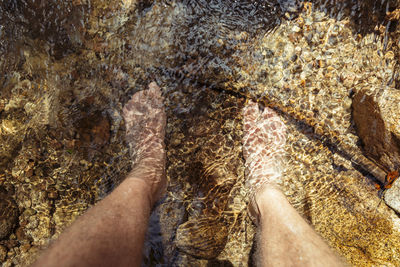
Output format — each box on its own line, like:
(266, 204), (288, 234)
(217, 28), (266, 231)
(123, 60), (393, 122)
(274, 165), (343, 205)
(1, 0), (400, 266)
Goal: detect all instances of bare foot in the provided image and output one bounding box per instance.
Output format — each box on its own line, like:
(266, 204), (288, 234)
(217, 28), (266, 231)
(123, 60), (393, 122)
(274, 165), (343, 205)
(123, 82), (167, 206)
(242, 100), (287, 224)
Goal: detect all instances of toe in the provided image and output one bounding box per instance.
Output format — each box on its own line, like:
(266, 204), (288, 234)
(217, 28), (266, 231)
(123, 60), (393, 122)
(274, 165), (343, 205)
(123, 82), (165, 119)
(147, 82), (165, 109)
(260, 107), (277, 120)
(133, 89), (146, 103)
(261, 108), (287, 134)
(122, 99), (139, 122)
(243, 100), (260, 132)
(148, 81), (161, 94)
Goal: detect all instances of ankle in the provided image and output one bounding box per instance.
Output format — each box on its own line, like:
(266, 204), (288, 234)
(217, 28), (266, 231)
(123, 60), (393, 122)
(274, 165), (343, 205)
(124, 174), (155, 207)
(254, 185), (286, 220)
(256, 183), (284, 201)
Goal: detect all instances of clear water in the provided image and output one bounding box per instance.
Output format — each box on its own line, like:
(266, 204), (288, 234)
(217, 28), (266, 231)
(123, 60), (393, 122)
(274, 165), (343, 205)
(1, 0), (400, 266)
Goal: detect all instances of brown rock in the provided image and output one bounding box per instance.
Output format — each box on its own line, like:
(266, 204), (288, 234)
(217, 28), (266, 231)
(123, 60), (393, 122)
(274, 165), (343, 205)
(15, 227), (26, 241)
(0, 245), (7, 262)
(76, 112), (111, 148)
(3, 240), (18, 249)
(352, 89), (400, 212)
(20, 243), (31, 253)
(176, 217), (229, 259)
(352, 89), (400, 173)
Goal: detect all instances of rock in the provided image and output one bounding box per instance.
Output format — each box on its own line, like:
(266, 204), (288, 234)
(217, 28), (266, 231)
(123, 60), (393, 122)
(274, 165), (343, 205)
(19, 243), (31, 253)
(352, 88), (400, 173)
(352, 88), (400, 212)
(277, 0), (304, 13)
(15, 227), (26, 241)
(76, 112), (111, 148)
(162, 89), (245, 261)
(0, 245), (7, 262)
(292, 25), (301, 32)
(3, 240), (18, 249)
(385, 179), (400, 213)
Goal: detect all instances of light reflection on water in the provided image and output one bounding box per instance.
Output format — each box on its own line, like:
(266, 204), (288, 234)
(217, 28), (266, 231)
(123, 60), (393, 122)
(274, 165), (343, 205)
(1, 0), (400, 266)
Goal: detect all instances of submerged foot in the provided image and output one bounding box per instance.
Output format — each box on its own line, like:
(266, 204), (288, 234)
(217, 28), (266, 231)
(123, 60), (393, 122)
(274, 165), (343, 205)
(123, 82), (167, 206)
(242, 100), (287, 224)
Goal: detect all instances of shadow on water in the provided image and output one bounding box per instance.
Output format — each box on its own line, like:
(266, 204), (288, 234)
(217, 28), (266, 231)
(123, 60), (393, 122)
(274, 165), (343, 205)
(142, 202), (166, 267)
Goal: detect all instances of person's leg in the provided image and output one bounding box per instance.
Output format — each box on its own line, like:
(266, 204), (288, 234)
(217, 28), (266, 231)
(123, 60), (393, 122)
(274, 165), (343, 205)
(242, 101), (345, 267)
(32, 82), (167, 267)
(255, 186), (345, 267)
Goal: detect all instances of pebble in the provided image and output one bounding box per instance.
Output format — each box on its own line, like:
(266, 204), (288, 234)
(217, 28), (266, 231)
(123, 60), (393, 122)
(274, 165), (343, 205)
(23, 199), (32, 209)
(292, 25), (301, 32)
(19, 243), (31, 253)
(47, 189), (59, 200)
(301, 50), (312, 62)
(7, 249), (14, 258)
(26, 218), (39, 229)
(15, 227), (26, 241)
(22, 208), (36, 217)
(0, 245), (7, 262)
(170, 133), (183, 146)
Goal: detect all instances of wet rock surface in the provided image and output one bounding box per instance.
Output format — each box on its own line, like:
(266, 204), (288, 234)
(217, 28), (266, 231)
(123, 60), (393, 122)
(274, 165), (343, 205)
(385, 180), (400, 213)
(352, 88), (400, 174)
(352, 88), (400, 213)
(1, 0), (400, 266)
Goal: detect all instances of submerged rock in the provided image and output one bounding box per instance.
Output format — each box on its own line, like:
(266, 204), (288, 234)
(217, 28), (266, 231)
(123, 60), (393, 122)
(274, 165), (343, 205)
(352, 88), (400, 173)
(352, 88), (400, 212)
(0, 245), (7, 262)
(3, 0), (400, 266)
(385, 180), (400, 213)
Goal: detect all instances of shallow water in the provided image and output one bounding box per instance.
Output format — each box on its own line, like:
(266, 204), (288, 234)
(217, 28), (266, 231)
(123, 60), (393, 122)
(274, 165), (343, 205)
(1, 0), (400, 266)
